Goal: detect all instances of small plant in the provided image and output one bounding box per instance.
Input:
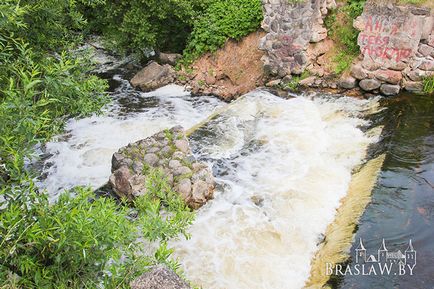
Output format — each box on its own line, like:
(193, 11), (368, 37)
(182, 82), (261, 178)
(282, 71), (310, 91)
(423, 75), (434, 94)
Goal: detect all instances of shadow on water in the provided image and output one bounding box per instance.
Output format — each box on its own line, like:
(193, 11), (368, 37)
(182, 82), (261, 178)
(332, 93), (434, 289)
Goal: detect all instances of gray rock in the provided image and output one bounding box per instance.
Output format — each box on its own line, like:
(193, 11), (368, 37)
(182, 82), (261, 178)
(359, 79), (381, 91)
(351, 64), (368, 80)
(299, 76), (316, 87)
(380, 84), (400, 96)
(109, 166), (132, 199)
(174, 139), (189, 154)
(403, 80), (423, 92)
(338, 75), (357, 89)
(130, 62), (176, 92)
(419, 60), (434, 71)
(111, 152), (125, 172)
(130, 265), (190, 289)
(173, 166), (192, 177)
(169, 160), (182, 169)
(191, 180), (212, 209)
(418, 44), (434, 57)
(177, 179), (192, 201)
(143, 153), (159, 166)
(265, 79), (281, 87)
(158, 53), (182, 66)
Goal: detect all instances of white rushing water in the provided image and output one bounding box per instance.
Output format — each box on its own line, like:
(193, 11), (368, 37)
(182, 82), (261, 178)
(41, 82), (381, 288)
(170, 90), (381, 289)
(40, 82), (223, 197)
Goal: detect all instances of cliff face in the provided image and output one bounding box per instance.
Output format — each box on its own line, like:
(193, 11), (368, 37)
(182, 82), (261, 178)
(183, 31), (266, 101)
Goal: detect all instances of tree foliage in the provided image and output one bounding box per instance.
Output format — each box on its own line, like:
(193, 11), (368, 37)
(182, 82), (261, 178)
(182, 0), (263, 64)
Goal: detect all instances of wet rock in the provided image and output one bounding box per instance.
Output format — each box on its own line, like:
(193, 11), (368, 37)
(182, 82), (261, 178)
(144, 153), (159, 167)
(173, 166), (192, 177)
(130, 265), (191, 289)
(373, 69), (402, 84)
(419, 60), (434, 71)
(176, 178), (192, 201)
(403, 79), (423, 92)
(158, 53), (182, 66)
(112, 152), (125, 172)
(174, 139), (189, 154)
(266, 79), (282, 87)
(191, 180), (212, 209)
(418, 44), (434, 57)
(299, 76), (316, 87)
(380, 84), (400, 96)
(131, 61), (176, 92)
(168, 159), (182, 169)
(351, 64), (368, 80)
(108, 126), (215, 208)
(338, 74), (357, 89)
(109, 166), (132, 199)
(359, 79), (381, 91)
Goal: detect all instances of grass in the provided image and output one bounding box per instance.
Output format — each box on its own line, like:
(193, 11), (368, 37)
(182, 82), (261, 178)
(282, 71), (310, 91)
(423, 75), (434, 94)
(323, 0), (365, 75)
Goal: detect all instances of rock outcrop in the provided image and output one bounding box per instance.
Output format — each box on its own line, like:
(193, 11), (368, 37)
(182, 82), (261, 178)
(181, 31), (266, 101)
(131, 61), (177, 92)
(130, 265), (191, 289)
(348, 0), (434, 94)
(108, 126), (215, 209)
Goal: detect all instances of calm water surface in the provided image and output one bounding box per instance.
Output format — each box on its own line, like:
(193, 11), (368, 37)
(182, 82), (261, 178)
(334, 93), (434, 289)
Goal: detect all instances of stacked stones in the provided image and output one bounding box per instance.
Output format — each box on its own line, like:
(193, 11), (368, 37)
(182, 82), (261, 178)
(108, 126), (215, 209)
(260, 0), (336, 77)
(347, 2), (434, 95)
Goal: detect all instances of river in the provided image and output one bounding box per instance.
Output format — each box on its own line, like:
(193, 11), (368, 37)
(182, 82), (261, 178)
(38, 65), (433, 288)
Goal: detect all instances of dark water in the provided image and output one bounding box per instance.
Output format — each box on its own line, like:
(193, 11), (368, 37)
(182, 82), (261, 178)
(333, 93), (434, 289)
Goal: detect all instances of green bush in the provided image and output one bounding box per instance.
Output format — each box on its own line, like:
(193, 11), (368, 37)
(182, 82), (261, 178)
(182, 0), (263, 64)
(80, 0), (215, 55)
(0, 169), (194, 288)
(1, 1), (197, 287)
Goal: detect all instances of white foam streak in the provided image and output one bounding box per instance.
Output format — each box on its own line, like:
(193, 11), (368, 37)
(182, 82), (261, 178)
(170, 91), (380, 289)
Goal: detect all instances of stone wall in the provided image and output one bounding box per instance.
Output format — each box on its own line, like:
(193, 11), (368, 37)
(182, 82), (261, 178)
(260, 0), (336, 77)
(349, 1), (434, 95)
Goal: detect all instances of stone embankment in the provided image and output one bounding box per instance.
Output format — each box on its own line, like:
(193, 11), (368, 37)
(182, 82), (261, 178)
(108, 126), (215, 209)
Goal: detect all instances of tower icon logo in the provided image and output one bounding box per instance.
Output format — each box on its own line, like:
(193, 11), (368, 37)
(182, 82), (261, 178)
(326, 238), (417, 276)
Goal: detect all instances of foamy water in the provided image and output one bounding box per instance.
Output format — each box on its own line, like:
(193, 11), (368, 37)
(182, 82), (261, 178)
(40, 82), (223, 197)
(40, 83), (382, 288)
(170, 91), (381, 289)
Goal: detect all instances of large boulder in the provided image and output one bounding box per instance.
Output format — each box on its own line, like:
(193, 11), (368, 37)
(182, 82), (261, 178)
(108, 126), (215, 209)
(131, 62), (176, 92)
(130, 265), (191, 289)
